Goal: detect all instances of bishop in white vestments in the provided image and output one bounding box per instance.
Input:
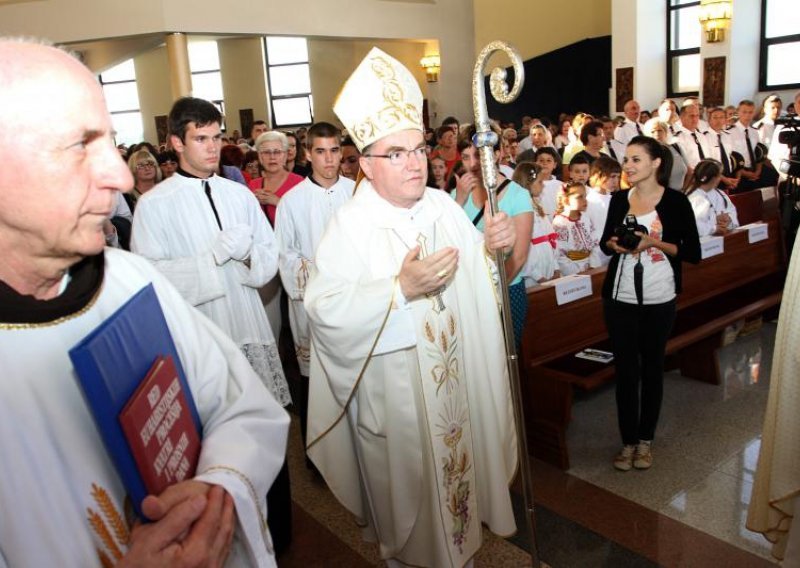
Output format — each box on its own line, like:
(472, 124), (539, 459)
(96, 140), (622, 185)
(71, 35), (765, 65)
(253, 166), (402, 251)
(747, 228), (800, 563)
(304, 48), (519, 568)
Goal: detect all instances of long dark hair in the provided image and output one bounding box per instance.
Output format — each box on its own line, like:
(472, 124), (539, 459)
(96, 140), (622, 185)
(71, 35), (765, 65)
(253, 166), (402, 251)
(684, 159), (723, 195)
(627, 135), (671, 188)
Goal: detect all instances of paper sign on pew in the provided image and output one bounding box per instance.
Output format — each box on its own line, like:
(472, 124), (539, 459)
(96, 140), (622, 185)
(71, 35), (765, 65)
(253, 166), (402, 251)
(540, 274), (593, 305)
(738, 222), (769, 244)
(700, 235), (725, 259)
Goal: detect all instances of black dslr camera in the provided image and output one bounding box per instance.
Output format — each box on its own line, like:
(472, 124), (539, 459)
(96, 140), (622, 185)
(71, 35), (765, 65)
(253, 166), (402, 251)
(613, 214), (648, 250)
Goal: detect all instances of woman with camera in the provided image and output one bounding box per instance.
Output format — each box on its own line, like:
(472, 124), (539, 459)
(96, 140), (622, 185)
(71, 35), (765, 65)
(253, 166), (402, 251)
(600, 136), (701, 472)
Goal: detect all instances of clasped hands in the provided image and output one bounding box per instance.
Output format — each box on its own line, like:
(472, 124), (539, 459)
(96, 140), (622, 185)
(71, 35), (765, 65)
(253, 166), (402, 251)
(715, 212), (733, 235)
(212, 224), (253, 265)
(118, 480), (235, 568)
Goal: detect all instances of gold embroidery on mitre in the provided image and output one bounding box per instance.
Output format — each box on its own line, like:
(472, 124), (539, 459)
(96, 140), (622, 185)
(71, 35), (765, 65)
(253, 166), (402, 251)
(87, 483), (128, 563)
(350, 55), (422, 149)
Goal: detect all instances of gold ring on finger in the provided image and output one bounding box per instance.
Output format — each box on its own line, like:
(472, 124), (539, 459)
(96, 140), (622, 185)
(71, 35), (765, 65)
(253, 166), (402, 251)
(436, 269), (448, 279)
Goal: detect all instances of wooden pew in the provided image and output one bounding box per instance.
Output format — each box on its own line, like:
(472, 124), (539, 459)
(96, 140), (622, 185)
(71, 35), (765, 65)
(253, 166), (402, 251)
(520, 215), (786, 470)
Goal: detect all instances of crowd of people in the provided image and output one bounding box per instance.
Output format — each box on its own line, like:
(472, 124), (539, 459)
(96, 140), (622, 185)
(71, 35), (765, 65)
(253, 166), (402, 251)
(108, 71), (800, 555)
(4, 32), (800, 567)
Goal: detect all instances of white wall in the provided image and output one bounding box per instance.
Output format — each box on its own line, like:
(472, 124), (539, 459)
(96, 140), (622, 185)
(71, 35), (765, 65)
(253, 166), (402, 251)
(610, 0), (793, 116)
(0, 0), (476, 124)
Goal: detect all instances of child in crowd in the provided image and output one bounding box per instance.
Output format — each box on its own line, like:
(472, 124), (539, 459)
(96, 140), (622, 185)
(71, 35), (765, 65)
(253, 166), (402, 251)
(428, 154), (448, 190)
(684, 159), (739, 237)
(553, 182), (601, 275)
(567, 154), (591, 185)
(513, 161), (559, 286)
(534, 146), (563, 219)
(586, 156), (622, 266)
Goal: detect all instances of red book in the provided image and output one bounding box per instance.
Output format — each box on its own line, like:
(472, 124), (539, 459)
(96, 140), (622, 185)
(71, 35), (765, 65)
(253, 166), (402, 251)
(118, 355), (201, 496)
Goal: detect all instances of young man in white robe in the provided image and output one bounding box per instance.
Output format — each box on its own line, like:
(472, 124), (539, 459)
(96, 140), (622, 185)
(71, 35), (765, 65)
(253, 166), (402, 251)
(304, 47), (519, 568)
(130, 96), (294, 554)
(275, 121), (354, 448)
(0, 37), (289, 567)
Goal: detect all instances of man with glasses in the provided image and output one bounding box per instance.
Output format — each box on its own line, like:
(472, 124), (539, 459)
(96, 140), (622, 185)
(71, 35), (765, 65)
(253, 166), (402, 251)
(303, 48), (518, 568)
(274, 121), (354, 454)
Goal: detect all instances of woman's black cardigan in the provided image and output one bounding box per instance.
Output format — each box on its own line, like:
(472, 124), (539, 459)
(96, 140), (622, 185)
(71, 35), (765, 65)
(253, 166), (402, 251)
(599, 189), (701, 300)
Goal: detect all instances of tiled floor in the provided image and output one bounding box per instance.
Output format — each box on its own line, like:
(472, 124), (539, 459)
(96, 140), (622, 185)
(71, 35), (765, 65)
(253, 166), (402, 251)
(276, 320), (781, 566)
(566, 320), (778, 564)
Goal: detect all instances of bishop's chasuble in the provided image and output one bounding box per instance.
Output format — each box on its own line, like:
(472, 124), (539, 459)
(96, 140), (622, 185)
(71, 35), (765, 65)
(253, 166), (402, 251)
(0, 249), (289, 567)
(748, 230), (800, 561)
(305, 181), (518, 567)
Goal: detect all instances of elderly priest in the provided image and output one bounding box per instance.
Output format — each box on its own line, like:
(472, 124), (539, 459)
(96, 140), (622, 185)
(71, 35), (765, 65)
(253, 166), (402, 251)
(0, 38), (288, 567)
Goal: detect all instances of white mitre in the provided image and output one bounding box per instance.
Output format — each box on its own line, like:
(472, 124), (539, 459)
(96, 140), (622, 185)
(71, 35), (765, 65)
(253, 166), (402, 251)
(333, 47), (424, 152)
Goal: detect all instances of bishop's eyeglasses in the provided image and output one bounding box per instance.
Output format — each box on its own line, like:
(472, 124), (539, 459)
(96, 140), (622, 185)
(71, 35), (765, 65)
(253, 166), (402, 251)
(365, 146), (427, 166)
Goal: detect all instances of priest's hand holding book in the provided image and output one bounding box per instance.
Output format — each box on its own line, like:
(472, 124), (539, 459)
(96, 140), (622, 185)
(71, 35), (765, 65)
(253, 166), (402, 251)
(119, 481), (235, 567)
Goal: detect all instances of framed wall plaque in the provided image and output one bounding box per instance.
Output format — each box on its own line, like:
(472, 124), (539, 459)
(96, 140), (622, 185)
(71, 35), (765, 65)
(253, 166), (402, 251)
(703, 56), (726, 107)
(616, 67), (634, 112)
(239, 108), (254, 139)
(154, 115), (168, 145)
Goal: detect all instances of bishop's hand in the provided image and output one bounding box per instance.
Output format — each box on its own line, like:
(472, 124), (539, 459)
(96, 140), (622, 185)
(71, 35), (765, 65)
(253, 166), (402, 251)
(398, 245), (459, 300)
(483, 206), (515, 256)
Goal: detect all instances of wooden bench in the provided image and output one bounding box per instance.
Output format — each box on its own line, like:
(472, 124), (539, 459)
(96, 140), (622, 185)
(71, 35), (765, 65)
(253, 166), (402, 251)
(520, 212), (786, 470)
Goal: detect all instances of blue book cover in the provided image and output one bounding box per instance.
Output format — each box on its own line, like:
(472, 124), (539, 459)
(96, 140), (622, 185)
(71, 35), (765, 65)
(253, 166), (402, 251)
(69, 284), (202, 519)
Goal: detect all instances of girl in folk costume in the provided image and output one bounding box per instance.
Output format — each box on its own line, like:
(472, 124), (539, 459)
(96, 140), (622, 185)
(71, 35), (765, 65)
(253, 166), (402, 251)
(513, 161), (559, 285)
(684, 159), (740, 237)
(553, 182), (601, 276)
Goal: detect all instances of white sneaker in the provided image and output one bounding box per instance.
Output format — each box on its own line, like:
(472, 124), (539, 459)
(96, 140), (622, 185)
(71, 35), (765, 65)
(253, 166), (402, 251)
(633, 441), (653, 470)
(614, 445), (635, 471)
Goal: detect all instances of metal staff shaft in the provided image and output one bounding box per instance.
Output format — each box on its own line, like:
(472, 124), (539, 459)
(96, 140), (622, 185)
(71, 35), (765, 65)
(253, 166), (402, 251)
(472, 41), (540, 567)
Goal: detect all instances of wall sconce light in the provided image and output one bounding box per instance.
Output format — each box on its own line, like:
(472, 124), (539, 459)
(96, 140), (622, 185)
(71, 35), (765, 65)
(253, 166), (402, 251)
(420, 54), (441, 82)
(698, 0), (732, 43)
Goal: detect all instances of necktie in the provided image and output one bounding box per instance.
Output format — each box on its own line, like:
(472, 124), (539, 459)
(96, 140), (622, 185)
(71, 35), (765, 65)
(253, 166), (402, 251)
(204, 180), (223, 230)
(635, 122), (642, 136)
(718, 133), (731, 176)
(691, 132), (705, 160)
(607, 144), (617, 161)
(745, 129), (756, 166)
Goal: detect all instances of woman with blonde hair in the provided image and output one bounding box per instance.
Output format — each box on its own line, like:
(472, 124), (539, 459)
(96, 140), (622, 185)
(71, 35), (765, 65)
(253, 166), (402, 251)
(643, 117), (687, 191)
(125, 149), (162, 211)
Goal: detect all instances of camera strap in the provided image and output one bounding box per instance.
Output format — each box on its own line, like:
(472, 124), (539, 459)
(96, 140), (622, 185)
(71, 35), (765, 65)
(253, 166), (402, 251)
(633, 257), (645, 306)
